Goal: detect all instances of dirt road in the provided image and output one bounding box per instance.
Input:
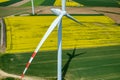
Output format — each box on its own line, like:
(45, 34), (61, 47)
(0, 69), (45, 80)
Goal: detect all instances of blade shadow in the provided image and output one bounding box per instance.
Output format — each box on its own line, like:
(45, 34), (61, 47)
(62, 47), (86, 80)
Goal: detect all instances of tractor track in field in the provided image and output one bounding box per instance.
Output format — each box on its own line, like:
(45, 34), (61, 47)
(0, 69), (45, 80)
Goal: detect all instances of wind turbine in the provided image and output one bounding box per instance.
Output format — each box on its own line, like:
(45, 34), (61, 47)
(31, 0), (35, 15)
(21, 0), (81, 80)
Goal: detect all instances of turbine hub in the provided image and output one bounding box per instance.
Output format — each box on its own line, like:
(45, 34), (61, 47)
(51, 8), (67, 16)
(62, 11), (67, 15)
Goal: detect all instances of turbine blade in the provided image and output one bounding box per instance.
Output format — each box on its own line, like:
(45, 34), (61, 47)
(66, 14), (83, 25)
(21, 14), (64, 79)
(35, 14), (64, 52)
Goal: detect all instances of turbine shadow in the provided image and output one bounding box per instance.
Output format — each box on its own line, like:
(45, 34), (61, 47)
(62, 48), (85, 80)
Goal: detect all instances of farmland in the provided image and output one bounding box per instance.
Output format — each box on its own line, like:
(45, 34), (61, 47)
(74, 0), (120, 7)
(0, 0), (22, 6)
(0, 0), (120, 80)
(0, 45), (120, 80)
(20, 0), (120, 7)
(21, 0), (55, 7)
(54, 0), (84, 7)
(0, 0), (9, 3)
(4, 15), (120, 53)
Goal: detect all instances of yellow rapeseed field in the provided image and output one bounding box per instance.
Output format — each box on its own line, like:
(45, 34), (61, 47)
(0, 0), (9, 3)
(54, 0), (84, 7)
(5, 15), (120, 53)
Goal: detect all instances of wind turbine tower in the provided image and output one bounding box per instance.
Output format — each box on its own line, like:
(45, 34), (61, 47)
(31, 0), (35, 15)
(21, 0), (81, 80)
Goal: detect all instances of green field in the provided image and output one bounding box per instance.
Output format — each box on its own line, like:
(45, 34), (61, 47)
(0, 0), (119, 7)
(0, 0), (120, 7)
(0, 7), (30, 17)
(0, 24), (1, 44)
(0, 45), (120, 80)
(74, 0), (120, 7)
(0, 0), (22, 6)
(21, 0), (55, 7)
(20, 0), (120, 7)
(0, 77), (20, 80)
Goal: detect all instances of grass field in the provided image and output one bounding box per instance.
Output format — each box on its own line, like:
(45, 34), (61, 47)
(4, 15), (120, 53)
(0, 0), (120, 7)
(0, 24), (1, 44)
(0, 77), (20, 80)
(0, 45), (120, 80)
(0, 0), (22, 6)
(21, 0), (55, 7)
(118, 0), (120, 5)
(74, 0), (120, 7)
(20, 0), (120, 7)
(21, 0), (45, 7)
(0, 7), (30, 17)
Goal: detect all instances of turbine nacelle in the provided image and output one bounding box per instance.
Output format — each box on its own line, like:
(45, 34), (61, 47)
(51, 8), (67, 16)
(51, 8), (81, 24)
